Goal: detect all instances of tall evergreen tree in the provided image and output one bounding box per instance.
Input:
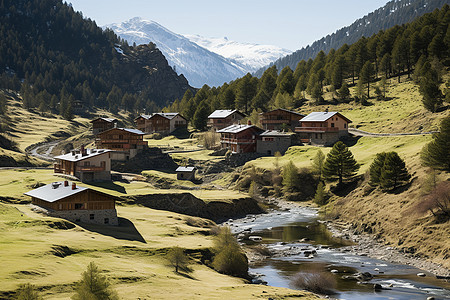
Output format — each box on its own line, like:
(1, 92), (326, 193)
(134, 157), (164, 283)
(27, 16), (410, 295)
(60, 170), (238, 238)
(311, 149), (325, 180)
(360, 61), (375, 98)
(369, 152), (388, 187)
(282, 160), (299, 191)
(236, 73), (257, 114)
(421, 116), (450, 171)
(192, 102), (209, 131)
(72, 262), (118, 300)
(323, 141), (359, 185)
(380, 152), (411, 191)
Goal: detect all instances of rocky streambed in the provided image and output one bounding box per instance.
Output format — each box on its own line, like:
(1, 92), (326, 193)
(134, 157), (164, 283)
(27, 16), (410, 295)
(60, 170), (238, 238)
(224, 200), (450, 300)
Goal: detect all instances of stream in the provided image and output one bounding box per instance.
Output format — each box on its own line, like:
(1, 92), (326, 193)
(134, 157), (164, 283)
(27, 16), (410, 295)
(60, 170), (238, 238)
(225, 204), (450, 300)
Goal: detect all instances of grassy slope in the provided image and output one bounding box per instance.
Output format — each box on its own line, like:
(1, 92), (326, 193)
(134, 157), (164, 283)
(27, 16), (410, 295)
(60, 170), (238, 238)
(0, 203), (317, 299)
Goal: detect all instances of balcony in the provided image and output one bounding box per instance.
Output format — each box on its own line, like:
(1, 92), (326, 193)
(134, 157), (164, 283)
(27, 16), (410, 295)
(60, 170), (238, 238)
(295, 126), (339, 133)
(261, 119), (290, 124)
(54, 164), (63, 173)
(220, 138), (255, 144)
(77, 165), (105, 172)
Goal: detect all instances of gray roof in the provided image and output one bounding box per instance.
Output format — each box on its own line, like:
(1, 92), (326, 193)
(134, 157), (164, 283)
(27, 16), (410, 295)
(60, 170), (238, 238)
(176, 166), (196, 172)
(217, 124), (261, 134)
(91, 117), (116, 123)
(138, 113), (184, 120)
(261, 108), (305, 117)
(208, 109), (244, 119)
(24, 182), (88, 202)
(120, 128), (146, 135)
(300, 112), (351, 123)
(54, 148), (111, 162)
(260, 130), (293, 137)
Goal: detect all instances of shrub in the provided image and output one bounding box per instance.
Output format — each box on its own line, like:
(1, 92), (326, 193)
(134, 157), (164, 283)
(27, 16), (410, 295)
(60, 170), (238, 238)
(314, 182), (328, 206)
(16, 283), (42, 300)
(212, 227), (248, 277)
(291, 270), (336, 295)
(202, 129), (220, 149)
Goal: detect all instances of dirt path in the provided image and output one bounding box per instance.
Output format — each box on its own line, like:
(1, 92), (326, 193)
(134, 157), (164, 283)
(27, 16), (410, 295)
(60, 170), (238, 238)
(349, 128), (438, 137)
(28, 140), (60, 161)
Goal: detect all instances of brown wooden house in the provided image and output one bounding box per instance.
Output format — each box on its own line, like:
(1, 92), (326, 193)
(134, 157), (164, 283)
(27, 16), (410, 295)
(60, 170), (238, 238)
(260, 109), (305, 131)
(91, 118), (117, 135)
(207, 110), (246, 130)
(96, 128), (148, 160)
(295, 111), (352, 146)
(135, 113), (187, 134)
(217, 122), (264, 153)
(54, 147), (112, 182)
(25, 181), (118, 225)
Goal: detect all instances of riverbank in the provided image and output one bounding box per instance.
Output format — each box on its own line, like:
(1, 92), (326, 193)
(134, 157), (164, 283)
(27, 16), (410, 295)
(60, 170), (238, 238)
(325, 219), (450, 278)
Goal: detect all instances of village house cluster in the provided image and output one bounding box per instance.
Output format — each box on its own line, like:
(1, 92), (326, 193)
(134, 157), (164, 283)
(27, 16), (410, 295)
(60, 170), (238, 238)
(26, 108), (351, 226)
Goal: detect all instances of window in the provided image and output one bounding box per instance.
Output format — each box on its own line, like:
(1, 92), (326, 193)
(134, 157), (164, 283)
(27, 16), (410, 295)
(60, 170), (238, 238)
(331, 123), (335, 128)
(90, 214), (94, 220)
(344, 123), (347, 128)
(84, 161), (90, 166)
(104, 218), (109, 224)
(75, 203), (83, 210)
(101, 161), (106, 168)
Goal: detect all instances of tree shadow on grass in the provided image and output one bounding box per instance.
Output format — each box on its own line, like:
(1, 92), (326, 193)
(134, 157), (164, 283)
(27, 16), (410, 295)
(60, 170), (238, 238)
(77, 217), (146, 243)
(174, 270), (197, 280)
(86, 181), (127, 194)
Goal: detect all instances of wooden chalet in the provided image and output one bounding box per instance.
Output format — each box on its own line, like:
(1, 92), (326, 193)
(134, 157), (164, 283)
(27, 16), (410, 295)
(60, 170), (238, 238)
(135, 113), (187, 134)
(25, 181), (118, 225)
(260, 108), (305, 131)
(207, 110), (246, 131)
(54, 146), (112, 182)
(91, 118), (117, 135)
(217, 122), (264, 153)
(295, 111), (352, 146)
(95, 128), (147, 160)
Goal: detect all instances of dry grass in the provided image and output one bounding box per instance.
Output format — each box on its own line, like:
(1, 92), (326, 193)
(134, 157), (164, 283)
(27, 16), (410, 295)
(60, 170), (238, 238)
(0, 203), (318, 300)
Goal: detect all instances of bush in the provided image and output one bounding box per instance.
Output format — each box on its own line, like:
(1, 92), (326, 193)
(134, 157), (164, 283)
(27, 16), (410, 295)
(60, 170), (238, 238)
(148, 132), (162, 140)
(202, 129), (220, 149)
(212, 227), (248, 277)
(16, 283), (42, 300)
(291, 270), (336, 295)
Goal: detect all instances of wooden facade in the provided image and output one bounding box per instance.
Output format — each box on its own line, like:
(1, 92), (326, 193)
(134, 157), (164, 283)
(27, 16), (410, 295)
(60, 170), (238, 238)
(208, 110), (245, 131)
(260, 109), (304, 131)
(135, 113), (187, 134)
(91, 118), (117, 135)
(219, 125), (264, 153)
(31, 188), (115, 211)
(96, 128), (147, 151)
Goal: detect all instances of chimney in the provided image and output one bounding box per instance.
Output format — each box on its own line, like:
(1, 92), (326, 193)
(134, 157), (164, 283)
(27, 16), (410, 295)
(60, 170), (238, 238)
(80, 144), (86, 156)
(64, 180), (69, 187)
(72, 182), (76, 190)
(325, 108), (329, 113)
(247, 120), (252, 125)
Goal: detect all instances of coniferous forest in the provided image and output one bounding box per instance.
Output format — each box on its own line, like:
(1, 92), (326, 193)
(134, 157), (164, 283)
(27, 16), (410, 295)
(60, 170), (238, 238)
(165, 4), (449, 130)
(0, 0), (193, 119)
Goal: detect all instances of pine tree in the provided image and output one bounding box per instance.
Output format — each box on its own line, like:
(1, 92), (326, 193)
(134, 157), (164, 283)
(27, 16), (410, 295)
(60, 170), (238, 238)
(419, 69), (443, 112)
(314, 182), (327, 206)
(421, 116), (450, 171)
(360, 61), (375, 98)
(311, 149), (325, 180)
(337, 82), (350, 102)
(282, 160), (299, 191)
(72, 262), (118, 300)
(323, 141), (359, 185)
(192, 102), (209, 131)
(236, 73), (257, 114)
(369, 152), (388, 186)
(380, 152), (411, 191)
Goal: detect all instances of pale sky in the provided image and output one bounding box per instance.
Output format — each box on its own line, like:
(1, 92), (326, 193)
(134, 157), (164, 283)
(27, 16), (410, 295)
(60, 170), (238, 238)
(69, 0), (390, 50)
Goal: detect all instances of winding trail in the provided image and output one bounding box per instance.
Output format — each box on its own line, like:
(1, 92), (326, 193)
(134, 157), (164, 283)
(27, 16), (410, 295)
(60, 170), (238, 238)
(28, 140), (60, 161)
(349, 128), (438, 137)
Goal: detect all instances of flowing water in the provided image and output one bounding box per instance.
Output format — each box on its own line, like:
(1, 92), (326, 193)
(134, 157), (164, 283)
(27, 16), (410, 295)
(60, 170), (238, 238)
(225, 205), (450, 300)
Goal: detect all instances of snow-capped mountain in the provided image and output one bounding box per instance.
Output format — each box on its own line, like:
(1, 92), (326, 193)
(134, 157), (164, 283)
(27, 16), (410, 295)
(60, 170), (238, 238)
(183, 35), (292, 73)
(105, 17), (246, 88)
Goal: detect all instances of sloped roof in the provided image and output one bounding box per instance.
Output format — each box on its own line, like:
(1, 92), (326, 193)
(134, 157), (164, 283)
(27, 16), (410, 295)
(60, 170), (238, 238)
(100, 128), (146, 135)
(208, 110), (244, 119)
(300, 112), (352, 123)
(90, 117), (116, 123)
(137, 113), (185, 120)
(217, 124), (263, 134)
(176, 166), (196, 172)
(24, 182), (88, 202)
(260, 130), (293, 137)
(260, 108), (305, 117)
(54, 149), (111, 162)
